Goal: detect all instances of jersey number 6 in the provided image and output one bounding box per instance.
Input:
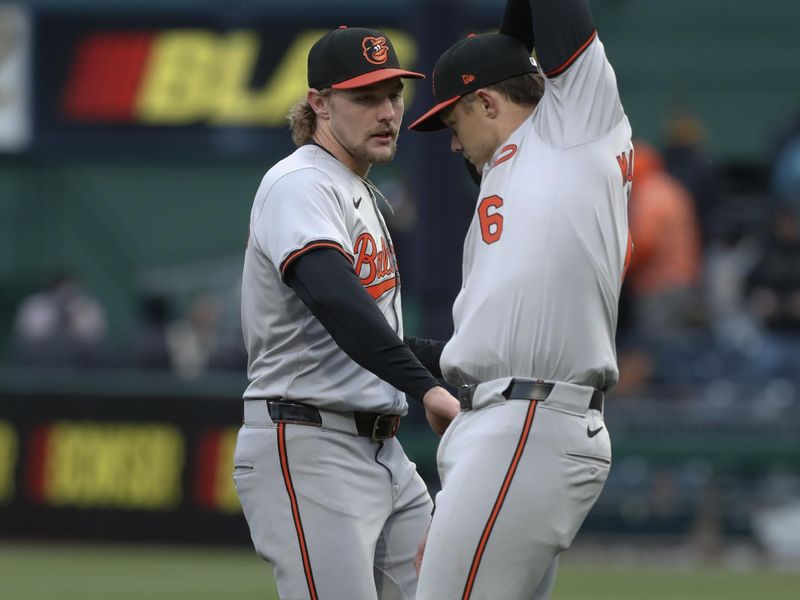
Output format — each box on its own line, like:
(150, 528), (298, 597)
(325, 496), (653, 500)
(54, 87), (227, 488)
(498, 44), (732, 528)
(478, 195), (504, 245)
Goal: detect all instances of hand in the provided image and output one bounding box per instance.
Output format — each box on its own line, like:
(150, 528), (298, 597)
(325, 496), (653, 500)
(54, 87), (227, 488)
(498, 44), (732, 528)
(414, 527), (429, 575)
(422, 386), (460, 435)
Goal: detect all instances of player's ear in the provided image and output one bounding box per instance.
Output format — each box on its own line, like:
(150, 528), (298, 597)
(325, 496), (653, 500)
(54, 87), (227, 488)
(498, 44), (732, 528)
(308, 88), (331, 120)
(474, 89), (498, 119)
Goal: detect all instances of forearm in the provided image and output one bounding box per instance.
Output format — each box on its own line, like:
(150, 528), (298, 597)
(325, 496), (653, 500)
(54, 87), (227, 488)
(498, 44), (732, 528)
(501, 0), (595, 75)
(286, 248), (440, 402)
(500, 0), (535, 52)
(531, 0), (595, 75)
(404, 336), (446, 378)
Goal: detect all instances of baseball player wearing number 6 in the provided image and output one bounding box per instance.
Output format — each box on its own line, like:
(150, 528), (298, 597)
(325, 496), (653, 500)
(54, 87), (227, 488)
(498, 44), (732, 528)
(233, 26), (459, 600)
(408, 0), (633, 598)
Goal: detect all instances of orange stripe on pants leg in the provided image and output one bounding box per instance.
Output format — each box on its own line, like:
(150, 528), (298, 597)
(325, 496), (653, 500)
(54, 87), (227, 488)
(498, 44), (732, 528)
(462, 401), (538, 600)
(277, 423), (318, 600)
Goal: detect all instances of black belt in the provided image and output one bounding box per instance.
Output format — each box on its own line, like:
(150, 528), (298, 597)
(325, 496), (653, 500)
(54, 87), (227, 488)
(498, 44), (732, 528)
(458, 380), (604, 412)
(265, 400), (400, 442)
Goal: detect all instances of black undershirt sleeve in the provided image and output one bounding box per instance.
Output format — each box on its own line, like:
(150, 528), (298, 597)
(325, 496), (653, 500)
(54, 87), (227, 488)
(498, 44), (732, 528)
(404, 336), (446, 379)
(500, 0), (535, 53)
(284, 247), (440, 402)
(500, 0), (595, 76)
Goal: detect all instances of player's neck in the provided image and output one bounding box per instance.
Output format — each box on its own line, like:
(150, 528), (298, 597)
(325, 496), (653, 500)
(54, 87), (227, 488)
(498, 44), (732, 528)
(311, 129), (371, 178)
(494, 104), (535, 149)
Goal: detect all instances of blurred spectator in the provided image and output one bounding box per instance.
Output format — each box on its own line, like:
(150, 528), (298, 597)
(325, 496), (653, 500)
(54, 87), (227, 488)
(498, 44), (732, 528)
(743, 204), (800, 380)
(372, 177), (420, 295)
(614, 345), (656, 396)
(129, 294), (172, 370)
(772, 136), (800, 210)
(10, 271), (109, 367)
(207, 284), (248, 372)
(663, 110), (724, 243)
(617, 142), (705, 393)
(627, 140), (703, 340)
(375, 178), (418, 234)
(166, 294), (220, 379)
(703, 228), (761, 354)
(772, 107), (800, 156)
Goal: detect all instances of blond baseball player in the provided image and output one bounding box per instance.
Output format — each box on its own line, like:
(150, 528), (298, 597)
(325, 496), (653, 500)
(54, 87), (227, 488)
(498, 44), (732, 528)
(407, 0), (633, 598)
(234, 26), (459, 600)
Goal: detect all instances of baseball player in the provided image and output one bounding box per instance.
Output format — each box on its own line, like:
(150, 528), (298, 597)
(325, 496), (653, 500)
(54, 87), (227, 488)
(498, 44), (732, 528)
(407, 0), (633, 598)
(233, 26), (459, 600)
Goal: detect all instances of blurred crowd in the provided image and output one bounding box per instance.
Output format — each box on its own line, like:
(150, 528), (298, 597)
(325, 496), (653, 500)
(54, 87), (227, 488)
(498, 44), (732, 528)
(4, 108), (800, 395)
(5, 273), (247, 377)
(616, 107), (800, 397)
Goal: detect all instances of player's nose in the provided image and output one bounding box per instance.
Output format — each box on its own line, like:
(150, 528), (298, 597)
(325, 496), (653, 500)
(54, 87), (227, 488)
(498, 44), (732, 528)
(450, 131), (463, 154)
(377, 96), (398, 122)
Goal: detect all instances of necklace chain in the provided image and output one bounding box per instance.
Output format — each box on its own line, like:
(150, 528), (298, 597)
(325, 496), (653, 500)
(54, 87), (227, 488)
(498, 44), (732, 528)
(361, 178), (394, 215)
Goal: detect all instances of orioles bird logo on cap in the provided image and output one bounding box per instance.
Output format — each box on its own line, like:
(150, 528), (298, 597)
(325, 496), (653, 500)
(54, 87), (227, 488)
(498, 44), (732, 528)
(362, 36), (389, 65)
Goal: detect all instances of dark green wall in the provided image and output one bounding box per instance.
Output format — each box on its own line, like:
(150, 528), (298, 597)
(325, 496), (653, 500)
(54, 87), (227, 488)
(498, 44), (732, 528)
(593, 0), (798, 162)
(1, 160), (272, 341)
(2, 0), (797, 345)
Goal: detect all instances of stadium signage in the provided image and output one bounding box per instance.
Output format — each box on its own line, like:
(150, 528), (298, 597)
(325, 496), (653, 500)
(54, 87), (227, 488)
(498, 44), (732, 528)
(193, 427), (241, 513)
(26, 422), (184, 510)
(0, 420), (18, 503)
(0, 390), (252, 543)
(57, 27), (417, 127)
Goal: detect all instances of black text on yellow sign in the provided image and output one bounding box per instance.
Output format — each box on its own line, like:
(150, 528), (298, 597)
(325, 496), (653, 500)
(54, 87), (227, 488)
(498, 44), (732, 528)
(28, 422), (184, 510)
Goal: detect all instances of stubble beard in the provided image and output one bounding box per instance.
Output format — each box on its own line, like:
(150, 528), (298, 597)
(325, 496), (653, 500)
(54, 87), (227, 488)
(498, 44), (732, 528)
(329, 117), (398, 168)
(355, 138), (397, 166)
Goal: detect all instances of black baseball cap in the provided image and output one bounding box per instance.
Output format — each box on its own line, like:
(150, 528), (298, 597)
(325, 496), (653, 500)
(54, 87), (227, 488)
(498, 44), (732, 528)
(409, 33), (538, 132)
(308, 26), (425, 90)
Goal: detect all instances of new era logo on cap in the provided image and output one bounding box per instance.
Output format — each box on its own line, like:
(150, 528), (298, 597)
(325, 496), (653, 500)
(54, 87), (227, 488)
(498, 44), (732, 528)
(409, 33), (538, 132)
(307, 26), (424, 90)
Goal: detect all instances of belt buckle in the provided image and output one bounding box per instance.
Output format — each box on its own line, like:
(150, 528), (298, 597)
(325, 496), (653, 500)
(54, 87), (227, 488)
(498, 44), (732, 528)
(371, 414), (400, 441)
(458, 384), (476, 411)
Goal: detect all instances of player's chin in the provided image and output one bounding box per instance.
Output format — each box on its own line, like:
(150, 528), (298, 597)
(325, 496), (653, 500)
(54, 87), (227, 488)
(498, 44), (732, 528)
(465, 154), (486, 172)
(366, 141), (397, 165)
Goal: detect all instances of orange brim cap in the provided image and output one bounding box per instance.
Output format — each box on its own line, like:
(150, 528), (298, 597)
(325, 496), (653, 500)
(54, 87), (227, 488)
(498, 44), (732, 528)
(332, 68), (425, 90)
(407, 95), (461, 131)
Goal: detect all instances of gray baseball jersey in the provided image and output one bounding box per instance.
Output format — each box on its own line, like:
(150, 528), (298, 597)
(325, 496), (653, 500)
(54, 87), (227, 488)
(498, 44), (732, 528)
(417, 33), (628, 600)
(236, 143), (433, 599)
(241, 143), (406, 414)
(440, 34), (633, 393)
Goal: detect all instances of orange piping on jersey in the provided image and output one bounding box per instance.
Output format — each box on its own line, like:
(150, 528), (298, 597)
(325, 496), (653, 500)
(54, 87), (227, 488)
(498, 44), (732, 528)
(280, 241), (354, 278)
(462, 401), (538, 599)
(544, 30), (597, 78)
(622, 230), (633, 282)
(277, 423), (319, 600)
(364, 275), (397, 299)
(492, 144), (517, 168)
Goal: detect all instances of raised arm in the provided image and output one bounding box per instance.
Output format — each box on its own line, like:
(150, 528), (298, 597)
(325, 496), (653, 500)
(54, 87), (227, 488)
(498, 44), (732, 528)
(502, 0), (624, 145)
(500, 0), (595, 77)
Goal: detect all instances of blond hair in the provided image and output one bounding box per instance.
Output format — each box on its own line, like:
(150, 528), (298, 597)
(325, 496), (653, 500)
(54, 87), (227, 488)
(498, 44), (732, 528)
(287, 90), (332, 148)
